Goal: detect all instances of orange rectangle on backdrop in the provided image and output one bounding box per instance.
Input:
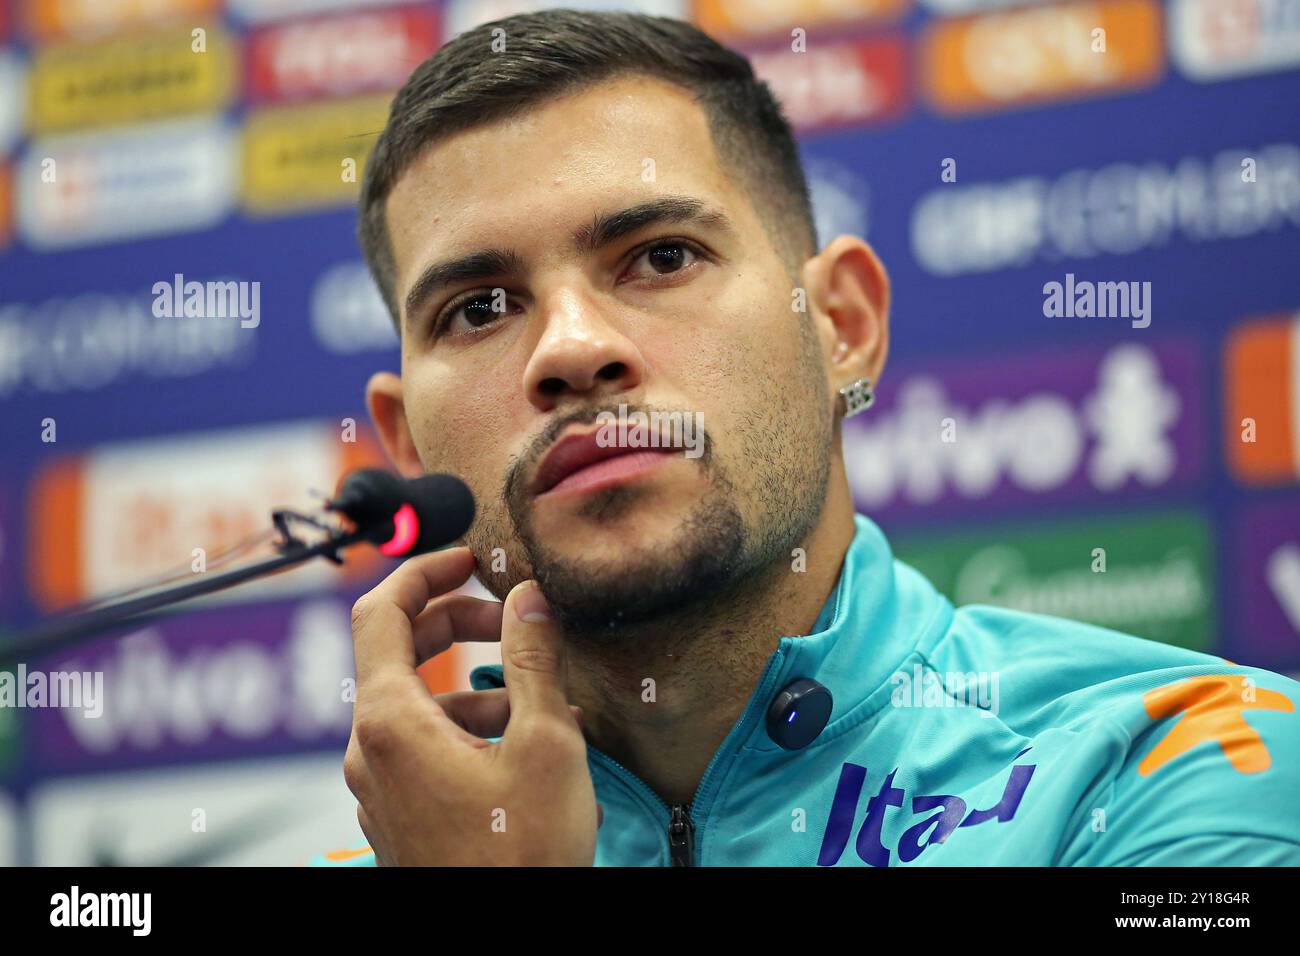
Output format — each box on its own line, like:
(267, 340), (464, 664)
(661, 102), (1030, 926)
(693, 0), (910, 41)
(921, 0), (1165, 115)
(0, 164), (11, 249)
(23, 0), (220, 41)
(1225, 315), (1300, 485)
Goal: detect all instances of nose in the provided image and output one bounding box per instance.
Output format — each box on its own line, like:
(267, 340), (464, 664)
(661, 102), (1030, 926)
(523, 284), (645, 412)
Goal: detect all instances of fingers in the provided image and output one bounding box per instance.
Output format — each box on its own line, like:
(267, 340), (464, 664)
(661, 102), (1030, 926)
(499, 580), (573, 733)
(432, 693), (586, 747)
(572, 705), (602, 831)
(433, 687), (511, 740)
(356, 805), (390, 867)
(352, 546), (478, 686)
(411, 594), (505, 667)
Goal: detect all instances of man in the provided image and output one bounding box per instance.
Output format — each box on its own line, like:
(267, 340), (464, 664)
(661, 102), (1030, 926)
(312, 9), (1300, 867)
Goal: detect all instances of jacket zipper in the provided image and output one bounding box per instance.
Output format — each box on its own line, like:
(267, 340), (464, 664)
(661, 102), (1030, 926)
(586, 643), (791, 866)
(668, 804), (695, 867)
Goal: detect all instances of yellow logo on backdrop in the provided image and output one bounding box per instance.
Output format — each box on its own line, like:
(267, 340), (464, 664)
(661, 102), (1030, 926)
(29, 23), (235, 133)
(241, 96), (392, 215)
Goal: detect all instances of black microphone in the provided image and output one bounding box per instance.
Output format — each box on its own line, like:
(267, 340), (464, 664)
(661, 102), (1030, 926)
(5, 469), (477, 663)
(327, 470), (475, 558)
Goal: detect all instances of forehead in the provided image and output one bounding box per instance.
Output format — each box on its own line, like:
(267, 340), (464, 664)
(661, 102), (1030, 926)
(383, 74), (745, 291)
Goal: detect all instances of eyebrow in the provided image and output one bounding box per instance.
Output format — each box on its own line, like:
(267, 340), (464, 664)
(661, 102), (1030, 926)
(402, 195), (735, 329)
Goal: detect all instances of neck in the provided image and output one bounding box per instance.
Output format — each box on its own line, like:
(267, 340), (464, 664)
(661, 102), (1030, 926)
(564, 467), (857, 807)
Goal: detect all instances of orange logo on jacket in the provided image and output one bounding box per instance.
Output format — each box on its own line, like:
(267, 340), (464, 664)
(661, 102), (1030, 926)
(1140, 675), (1294, 776)
(322, 846), (374, 862)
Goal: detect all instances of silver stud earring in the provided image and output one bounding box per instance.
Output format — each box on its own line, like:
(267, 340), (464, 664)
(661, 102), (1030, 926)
(838, 378), (875, 418)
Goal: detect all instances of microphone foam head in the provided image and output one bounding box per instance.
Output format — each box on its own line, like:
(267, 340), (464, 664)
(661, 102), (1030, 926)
(330, 469), (475, 557)
(400, 472), (476, 556)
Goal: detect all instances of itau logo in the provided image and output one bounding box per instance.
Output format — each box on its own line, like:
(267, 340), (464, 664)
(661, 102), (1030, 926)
(817, 749), (1037, 866)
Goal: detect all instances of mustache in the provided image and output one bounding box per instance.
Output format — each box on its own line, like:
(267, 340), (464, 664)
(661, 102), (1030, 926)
(502, 401), (713, 505)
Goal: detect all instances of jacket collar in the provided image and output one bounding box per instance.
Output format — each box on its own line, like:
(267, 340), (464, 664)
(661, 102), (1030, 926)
(471, 512), (950, 742)
(772, 511), (952, 732)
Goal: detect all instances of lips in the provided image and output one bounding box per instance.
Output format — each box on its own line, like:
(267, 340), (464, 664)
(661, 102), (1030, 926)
(531, 427), (646, 496)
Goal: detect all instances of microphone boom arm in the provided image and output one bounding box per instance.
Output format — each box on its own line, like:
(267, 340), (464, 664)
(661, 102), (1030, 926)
(2, 524), (371, 666)
(4, 468), (475, 665)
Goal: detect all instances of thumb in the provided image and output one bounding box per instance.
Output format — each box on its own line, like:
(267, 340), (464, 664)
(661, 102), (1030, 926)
(500, 580), (571, 728)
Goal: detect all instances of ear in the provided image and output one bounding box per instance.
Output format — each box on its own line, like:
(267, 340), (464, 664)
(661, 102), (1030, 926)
(365, 371), (425, 478)
(802, 234), (891, 403)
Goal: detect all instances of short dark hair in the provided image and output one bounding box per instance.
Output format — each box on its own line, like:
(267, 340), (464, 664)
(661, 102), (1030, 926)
(357, 8), (818, 328)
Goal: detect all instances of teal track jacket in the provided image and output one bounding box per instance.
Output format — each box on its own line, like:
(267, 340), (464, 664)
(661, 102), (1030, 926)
(311, 513), (1300, 866)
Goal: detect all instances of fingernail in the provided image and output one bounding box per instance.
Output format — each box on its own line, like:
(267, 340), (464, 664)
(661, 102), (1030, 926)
(514, 580), (552, 623)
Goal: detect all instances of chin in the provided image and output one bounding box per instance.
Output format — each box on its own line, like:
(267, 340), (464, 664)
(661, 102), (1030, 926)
(523, 492), (750, 637)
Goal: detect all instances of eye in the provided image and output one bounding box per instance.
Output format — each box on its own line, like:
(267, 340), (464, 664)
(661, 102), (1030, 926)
(435, 290), (515, 338)
(623, 240), (705, 283)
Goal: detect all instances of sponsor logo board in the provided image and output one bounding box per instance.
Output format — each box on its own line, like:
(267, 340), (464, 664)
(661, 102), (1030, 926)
(844, 340), (1206, 517)
(17, 117), (236, 249)
(893, 510), (1216, 651)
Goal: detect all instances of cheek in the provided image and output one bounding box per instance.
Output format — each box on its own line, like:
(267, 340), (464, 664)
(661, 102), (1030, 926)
(690, 305), (813, 443)
(684, 302), (787, 397)
(404, 379), (514, 486)
(666, 338), (755, 451)
(400, 379), (459, 464)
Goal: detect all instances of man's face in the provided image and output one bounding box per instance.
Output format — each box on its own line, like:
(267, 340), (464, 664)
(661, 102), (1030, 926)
(378, 74), (835, 638)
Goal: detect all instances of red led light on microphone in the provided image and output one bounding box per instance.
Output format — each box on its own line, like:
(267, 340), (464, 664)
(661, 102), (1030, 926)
(380, 503), (420, 556)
